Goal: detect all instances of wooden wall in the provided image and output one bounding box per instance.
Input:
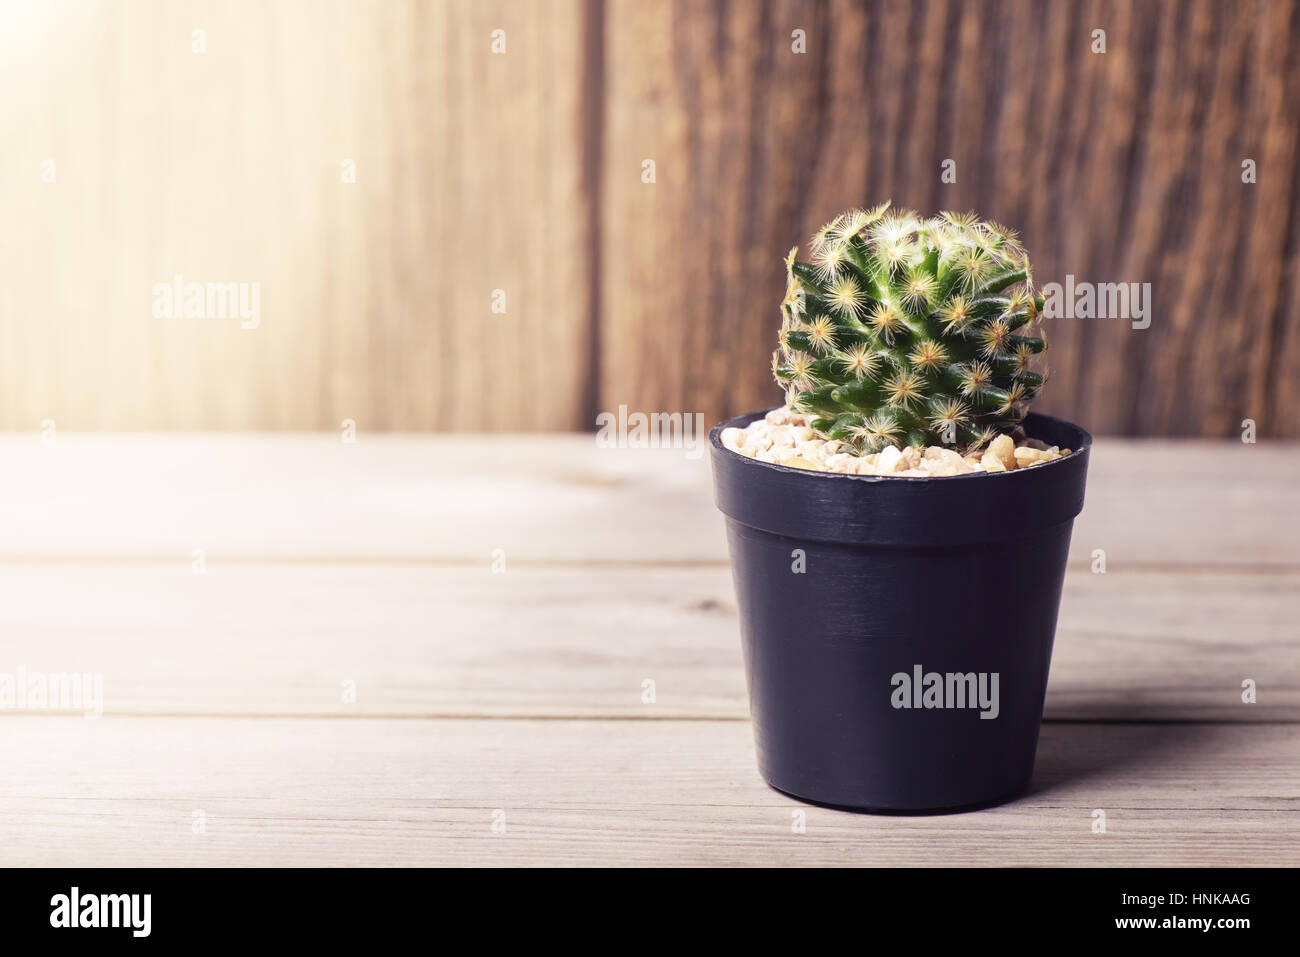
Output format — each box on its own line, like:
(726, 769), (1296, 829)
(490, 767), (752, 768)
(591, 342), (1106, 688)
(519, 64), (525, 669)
(0, 0), (594, 431)
(2, 0), (1298, 436)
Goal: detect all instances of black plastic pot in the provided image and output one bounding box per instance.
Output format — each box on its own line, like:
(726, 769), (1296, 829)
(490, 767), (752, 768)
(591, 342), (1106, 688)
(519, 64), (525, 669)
(710, 410), (1091, 812)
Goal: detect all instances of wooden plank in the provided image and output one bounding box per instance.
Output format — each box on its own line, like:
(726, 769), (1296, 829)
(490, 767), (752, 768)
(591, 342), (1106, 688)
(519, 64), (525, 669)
(1, 564), (1292, 721)
(2, 0), (1296, 437)
(0, 717), (1293, 866)
(0, 433), (727, 562)
(601, 0), (1300, 438)
(2, 435), (1297, 565)
(0, 0), (593, 430)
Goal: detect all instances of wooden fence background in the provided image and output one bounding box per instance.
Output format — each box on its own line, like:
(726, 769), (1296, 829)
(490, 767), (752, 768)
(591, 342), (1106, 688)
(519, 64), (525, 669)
(1, 0), (1297, 435)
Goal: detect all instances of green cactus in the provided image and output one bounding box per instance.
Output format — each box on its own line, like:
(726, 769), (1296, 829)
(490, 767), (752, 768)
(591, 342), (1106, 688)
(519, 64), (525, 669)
(773, 203), (1047, 454)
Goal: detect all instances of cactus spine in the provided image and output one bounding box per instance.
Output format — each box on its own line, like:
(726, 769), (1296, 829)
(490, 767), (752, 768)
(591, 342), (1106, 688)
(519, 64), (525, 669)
(774, 203), (1047, 454)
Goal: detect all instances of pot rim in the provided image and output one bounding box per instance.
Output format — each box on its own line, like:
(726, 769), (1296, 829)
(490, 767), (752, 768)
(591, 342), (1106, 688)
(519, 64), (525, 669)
(710, 408), (1092, 484)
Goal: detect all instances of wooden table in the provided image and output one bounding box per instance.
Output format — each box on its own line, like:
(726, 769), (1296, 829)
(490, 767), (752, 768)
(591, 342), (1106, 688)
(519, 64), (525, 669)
(1, 434), (1296, 866)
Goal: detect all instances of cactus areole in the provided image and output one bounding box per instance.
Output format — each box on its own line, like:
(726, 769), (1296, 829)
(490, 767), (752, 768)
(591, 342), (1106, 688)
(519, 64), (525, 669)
(774, 203), (1046, 455)
(707, 204), (1092, 812)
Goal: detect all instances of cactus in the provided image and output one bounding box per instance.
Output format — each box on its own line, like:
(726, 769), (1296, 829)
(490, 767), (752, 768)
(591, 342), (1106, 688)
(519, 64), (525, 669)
(773, 203), (1046, 454)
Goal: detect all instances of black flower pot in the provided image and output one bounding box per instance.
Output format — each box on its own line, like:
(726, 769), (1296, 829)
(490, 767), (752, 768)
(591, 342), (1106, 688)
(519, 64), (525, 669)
(709, 409), (1092, 812)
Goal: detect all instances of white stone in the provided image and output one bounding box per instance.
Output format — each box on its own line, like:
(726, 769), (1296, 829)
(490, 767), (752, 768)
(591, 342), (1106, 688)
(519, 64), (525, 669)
(729, 408), (1070, 478)
(980, 451), (1007, 472)
(987, 434), (1017, 470)
(926, 448), (970, 476)
(877, 445), (904, 472)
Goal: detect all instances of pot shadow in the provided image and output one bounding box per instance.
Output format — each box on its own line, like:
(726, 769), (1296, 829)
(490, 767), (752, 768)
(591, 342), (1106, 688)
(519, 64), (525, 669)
(767, 783), (1034, 817)
(765, 719), (1227, 817)
(1024, 719), (1224, 800)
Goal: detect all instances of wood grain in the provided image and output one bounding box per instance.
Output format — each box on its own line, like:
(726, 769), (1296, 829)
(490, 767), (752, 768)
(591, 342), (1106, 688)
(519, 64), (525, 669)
(0, 433), (1295, 866)
(3, 1), (1296, 435)
(600, 0), (1300, 438)
(0, 0), (594, 431)
(2, 434), (1297, 566)
(0, 717), (1293, 866)
(0, 564), (1293, 722)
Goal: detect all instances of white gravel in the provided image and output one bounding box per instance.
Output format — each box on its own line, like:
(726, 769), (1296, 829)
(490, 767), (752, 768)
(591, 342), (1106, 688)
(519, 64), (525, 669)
(720, 407), (1071, 476)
